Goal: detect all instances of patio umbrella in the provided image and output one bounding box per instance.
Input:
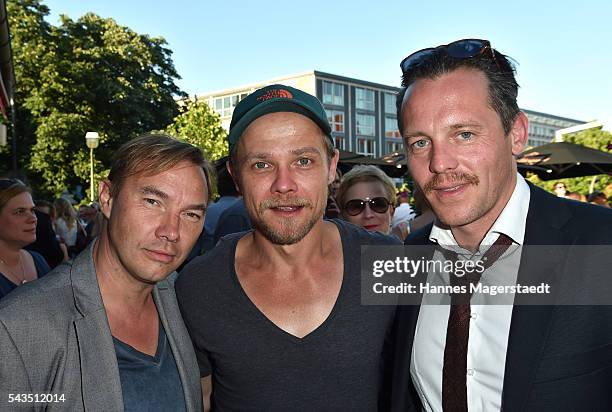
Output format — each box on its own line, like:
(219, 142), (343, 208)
(517, 142), (612, 180)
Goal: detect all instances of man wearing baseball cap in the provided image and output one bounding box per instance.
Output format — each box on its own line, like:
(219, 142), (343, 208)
(176, 84), (399, 410)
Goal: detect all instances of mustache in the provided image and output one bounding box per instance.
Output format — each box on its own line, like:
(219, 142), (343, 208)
(258, 197), (313, 213)
(422, 172), (479, 194)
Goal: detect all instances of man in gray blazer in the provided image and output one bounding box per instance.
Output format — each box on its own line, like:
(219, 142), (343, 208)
(0, 134), (212, 411)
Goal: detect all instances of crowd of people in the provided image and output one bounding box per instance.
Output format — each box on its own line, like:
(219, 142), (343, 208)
(0, 37), (611, 411)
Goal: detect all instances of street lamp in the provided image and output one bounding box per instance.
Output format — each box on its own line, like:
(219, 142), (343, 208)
(85, 132), (100, 201)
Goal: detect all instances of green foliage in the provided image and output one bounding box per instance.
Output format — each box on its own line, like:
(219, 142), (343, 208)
(7, 0), (185, 198)
(526, 128), (612, 196)
(166, 99), (228, 161)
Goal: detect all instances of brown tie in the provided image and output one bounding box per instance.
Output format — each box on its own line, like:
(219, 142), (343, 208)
(441, 234), (513, 412)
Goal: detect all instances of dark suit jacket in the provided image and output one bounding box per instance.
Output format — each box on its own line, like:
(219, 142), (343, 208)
(391, 184), (612, 411)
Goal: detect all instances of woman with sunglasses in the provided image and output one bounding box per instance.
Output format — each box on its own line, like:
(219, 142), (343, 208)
(336, 165), (396, 235)
(0, 179), (50, 300)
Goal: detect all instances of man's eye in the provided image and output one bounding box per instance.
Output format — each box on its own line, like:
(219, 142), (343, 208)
(144, 198), (159, 206)
(184, 212), (202, 221)
(411, 139), (429, 149)
(297, 158), (312, 166)
(254, 162), (269, 169)
(459, 131), (473, 140)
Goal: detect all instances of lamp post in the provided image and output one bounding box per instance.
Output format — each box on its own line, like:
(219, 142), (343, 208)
(85, 132), (100, 201)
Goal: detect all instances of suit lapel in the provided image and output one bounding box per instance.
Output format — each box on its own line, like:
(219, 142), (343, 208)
(74, 311), (124, 411)
(501, 184), (572, 410)
(155, 279), (202, 412)
(70, 243), (124, 411)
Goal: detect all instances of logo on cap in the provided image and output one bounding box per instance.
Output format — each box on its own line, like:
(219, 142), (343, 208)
(257, 89), (294, 102)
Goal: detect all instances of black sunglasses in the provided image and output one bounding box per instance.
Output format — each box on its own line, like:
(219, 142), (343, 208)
(344, 197), (391, 216)
(400, 39), (496, 74)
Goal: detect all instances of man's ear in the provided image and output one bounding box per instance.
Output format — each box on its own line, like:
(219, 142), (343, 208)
(226, 161), (241, 195)
(98, 180), (113, 219)
(327, 149), (340, 185)
(510, 112), (529, 156)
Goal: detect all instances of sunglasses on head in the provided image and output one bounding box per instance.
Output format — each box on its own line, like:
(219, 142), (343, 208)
(400, 39), (496, 74)
(344, 197), (391, 216)
(0, 178), (24, 190)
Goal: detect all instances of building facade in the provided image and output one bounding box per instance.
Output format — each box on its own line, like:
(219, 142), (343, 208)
(195, 71), (585, 157)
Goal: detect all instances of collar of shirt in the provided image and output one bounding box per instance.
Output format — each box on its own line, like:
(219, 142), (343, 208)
(429, 173), (531, 254)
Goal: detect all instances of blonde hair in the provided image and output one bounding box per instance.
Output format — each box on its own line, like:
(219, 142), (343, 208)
(54, 197), (77, 229)
(336, 165), (396, 209)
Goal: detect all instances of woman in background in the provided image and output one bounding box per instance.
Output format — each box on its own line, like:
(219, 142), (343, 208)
(336, 165), (396, 236)
(0, 178), (50, 300)
(54, 197), (86, 257)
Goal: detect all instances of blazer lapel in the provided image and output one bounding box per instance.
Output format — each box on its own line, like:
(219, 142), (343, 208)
(501, 184), (572, 411)
(74, 311), (124, 411)
(70, 244), (124, 411)
(154, 279), (202, 412)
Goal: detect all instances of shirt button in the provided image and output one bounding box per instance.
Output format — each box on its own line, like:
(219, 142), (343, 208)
(470, 312), (478, 319)
(467, 369), (475, 376)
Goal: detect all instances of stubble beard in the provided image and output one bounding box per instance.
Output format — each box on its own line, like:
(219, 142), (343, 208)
(253, 197), (324, 245)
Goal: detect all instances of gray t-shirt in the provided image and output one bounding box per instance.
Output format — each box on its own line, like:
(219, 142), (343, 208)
(176, 219), (400, 411)
(114, 322), (186, 412)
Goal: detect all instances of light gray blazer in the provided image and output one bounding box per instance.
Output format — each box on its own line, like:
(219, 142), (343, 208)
(0, 243), (202, 411)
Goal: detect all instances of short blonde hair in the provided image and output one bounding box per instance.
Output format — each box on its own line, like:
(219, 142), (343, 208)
(336, 165), (396, 209)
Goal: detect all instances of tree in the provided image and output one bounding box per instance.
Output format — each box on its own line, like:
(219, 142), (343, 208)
(166, 99), (228, 162)
(6, 0), (185, 197)
(527, 128), (612, 196)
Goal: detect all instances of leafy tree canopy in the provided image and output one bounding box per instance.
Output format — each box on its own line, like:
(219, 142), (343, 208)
(5, 0), (185, 198)
(166, 99), (228, 162)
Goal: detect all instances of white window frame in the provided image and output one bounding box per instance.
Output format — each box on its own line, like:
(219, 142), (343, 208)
(384, 92), (396, 114)
(356, 87), (375, 111)
(322, 81), (344, 106)
(326, 109), (345, 134)
(384, 117), (401, 138)
(356, 113), (375, 136)
(356, 137), (376, 156)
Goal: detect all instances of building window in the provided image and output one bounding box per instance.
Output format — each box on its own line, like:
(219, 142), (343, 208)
(213, 93), (245, 118)
(384, 117), (400, 138)
(355, 87), (375, 111)
(322, 81), (344, 106)
(326, 109), (344, 133)
(356, 114), (375, 136)
(357, 138), (376, 156)
(384, 92), (396, 114)
(386, 141), (403, 154)
(334, 135), (345, 150)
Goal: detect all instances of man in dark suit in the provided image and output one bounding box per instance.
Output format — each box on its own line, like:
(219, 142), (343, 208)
(391, 39), (612, 411)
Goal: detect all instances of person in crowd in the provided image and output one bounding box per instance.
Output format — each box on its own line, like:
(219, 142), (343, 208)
(324, 168), (343, 218)
(54, 196), (86, 257)
(405, 186), (435, 235)
(391, 190), (416, 238)
(78, 204), (97, 227)
(335, 164), (396, 235)
(25, 199), (68, 267)
(391, 38), (612, 411)
(176, 85), (399, 410)
(0, 134), (211, 411)
(211, 196), (252, 246)
(0, 179), (50, 300)
(588, 191), (610, 207)
(553, 181), (567, 197)
(566, 191), (587, 202)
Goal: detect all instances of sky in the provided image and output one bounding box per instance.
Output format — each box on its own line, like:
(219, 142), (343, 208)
(44, 0), (612, 124)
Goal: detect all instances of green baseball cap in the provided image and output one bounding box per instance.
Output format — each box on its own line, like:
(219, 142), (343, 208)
(228, 84), (333, 152)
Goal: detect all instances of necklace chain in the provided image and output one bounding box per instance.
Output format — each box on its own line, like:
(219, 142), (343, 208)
(0, 251), (27, 285)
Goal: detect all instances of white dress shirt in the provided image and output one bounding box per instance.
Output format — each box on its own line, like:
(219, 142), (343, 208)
(410, 173), (531, 412)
